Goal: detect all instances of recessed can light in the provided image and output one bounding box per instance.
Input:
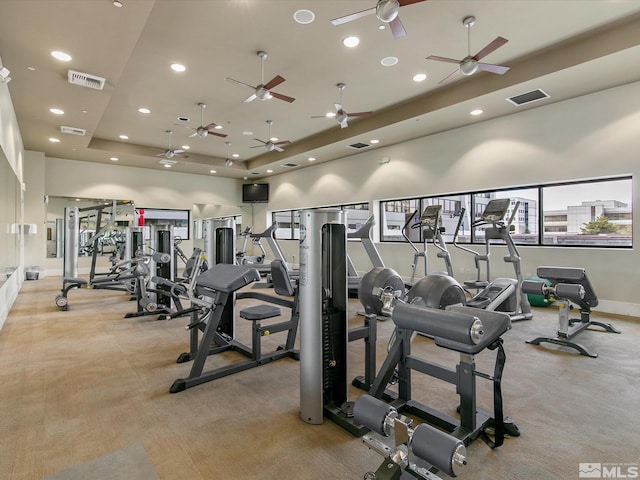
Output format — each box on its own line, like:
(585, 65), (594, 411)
(164, 164), (172, 168)
(370, 139), (380, 144)
(381, 56), (398, 67)
(51, 51), (72, 62)
(210, 170), (216, 174)
(49, 137), (60, 143)
(308, 157), (316, 162)
(138, 107), (150, 114)
(170, 63), (186, 72)
(177, 116), (190, 122)
(470, 109), (484, 116)
(378, 25), (386, 30)
(232, 153), (240, 158)
(266, 169), (274, 173)
(27, 66), (36, 71)
(413, 73), (427, 82)
(343, 36), (360, 48)
(214, 125), (223, 130)
(49, 108), (64, 115)
(119, 134), (128, 140)
(293, 9), (315, 24)
(110, 157), (119, 161)
(181, 145), (190, 150)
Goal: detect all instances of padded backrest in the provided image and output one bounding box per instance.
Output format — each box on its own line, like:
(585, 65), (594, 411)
(270, 260), (295, 297)
(536, 266), (598, 308)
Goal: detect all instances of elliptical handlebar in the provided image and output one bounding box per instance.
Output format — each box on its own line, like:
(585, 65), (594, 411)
(401, 209), (421, 254)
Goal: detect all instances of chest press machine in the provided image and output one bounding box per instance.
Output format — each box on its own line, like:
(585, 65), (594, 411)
(169, 260), (300, 393)
(522, 266), (620, 358)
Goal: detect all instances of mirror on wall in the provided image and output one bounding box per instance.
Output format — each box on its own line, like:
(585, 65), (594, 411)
(45, 196), (135, 259)
(0, 153), (20, 283)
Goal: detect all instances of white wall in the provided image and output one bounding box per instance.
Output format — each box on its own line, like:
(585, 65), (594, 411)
(0, 54), (25, 329)
(266, 81), (640, 316)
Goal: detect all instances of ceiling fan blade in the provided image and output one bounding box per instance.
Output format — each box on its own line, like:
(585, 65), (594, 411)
(348, 111), (374, 117)
(207, 131), (228, 138)
(225, 77), (256, 90)
(155, 153), (164, 157)
(389, 16), (407, 39)
(399, 0), (428, 6)
(263, 75), (286, 90)
(174, 149), (185, 154)
(438, 69), (461, 84)
(274, 146), (285, 152)
(274, 140), (291, 146)
(203, 122), (219, 130)
(311, 115), (330, 119)
(243, 93), (257, 103)
(330, 7), (376, 26)
(477, 63), (510, 75)
(473, 36), (508, 61)
(188, 132), (198, 137)
(253, 138), (267, 145)
(426, 55), (462, 65)
(339, 118), (349, 129)
(269, 91), (296, 103)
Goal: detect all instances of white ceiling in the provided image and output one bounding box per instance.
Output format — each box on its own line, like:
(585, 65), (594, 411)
(1, 0), (640, 180)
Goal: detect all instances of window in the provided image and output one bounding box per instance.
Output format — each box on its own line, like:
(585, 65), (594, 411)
(379, 176), (631, 248)
(542, 178), (632, 247)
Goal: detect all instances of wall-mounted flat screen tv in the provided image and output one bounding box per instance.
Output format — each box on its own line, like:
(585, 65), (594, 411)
(242, 183), (269, 203)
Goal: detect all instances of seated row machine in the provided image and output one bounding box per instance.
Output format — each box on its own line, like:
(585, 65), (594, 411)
(170, 260), (299, 393)
(522, 266), (620, 358)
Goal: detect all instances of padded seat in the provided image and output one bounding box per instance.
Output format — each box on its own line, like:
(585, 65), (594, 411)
(239, 304), (281, 320)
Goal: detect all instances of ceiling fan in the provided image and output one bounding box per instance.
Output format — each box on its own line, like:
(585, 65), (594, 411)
(153, 130), (186, 159)
(331, 0), (427, 39)
(426, 16), (510, 84)
(251, 120), (291, 152)
(311, 83), (374, 129)
(225, 51), (295, 103)
(174, 103), (227, 139)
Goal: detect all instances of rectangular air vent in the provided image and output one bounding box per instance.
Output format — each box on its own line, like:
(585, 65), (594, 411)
(280, 162), (299, 168)
(506, 88), (550, 106)
(60, 125), (86, 136)
(346, 142), (370, 149)
(68, 69), (106, 90)
(159, 159), (177, 166)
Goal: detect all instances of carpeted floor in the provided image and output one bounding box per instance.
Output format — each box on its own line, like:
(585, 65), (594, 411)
(0, 276), (638, 480)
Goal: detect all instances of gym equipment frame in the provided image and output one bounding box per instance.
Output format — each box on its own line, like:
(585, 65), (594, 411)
(523, 266), (620, 358)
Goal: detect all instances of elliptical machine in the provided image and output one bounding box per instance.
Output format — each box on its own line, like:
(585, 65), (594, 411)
(452, 198), (532, 322)
(402, 204), (454, 285)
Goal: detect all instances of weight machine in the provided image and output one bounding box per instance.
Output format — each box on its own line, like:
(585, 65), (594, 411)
(523, 266), (620, 358)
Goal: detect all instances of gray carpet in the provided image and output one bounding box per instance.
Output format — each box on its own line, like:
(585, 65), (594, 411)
(43, 443), (159, 480)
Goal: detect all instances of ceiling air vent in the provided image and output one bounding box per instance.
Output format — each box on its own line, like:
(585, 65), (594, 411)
(68, 69), (106, 90)
(346, 142), (370, 150)
(506, 88), (550, 106)
(281, 162), (299, 168)
(60, 125), (86, 136)
(159, 159), (177, 166)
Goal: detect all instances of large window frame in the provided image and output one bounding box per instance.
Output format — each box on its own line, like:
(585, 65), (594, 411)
(379, 176), (632, 248)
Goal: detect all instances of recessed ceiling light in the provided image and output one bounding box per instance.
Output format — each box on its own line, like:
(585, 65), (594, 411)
(413, 73), (427, 82)
(370, 139), (380, 144)
(51, 51), (72, 62)
(112, 0), (123, 7)
(49, 137), (60, 143)
(110, 157), (119, 161)
(170, 63), (186, 72)
(378, 25), (386, 30)
(343, 36), (360, 48)
(308, 157), (316, 162)
(266, 169), (274, 173)
(27, 66), (35, 71)
(138, 107), (150, 114)
(381, 56), (398, 67)
(181, 145), (190, 150)
(210, 170), (216, 174)
(242, 131), (253, 136)
(164, 164), (172, 168)
(177, 116), (190, 122)
(49, 108), (64, 115)
(470, 109), (484, 116)
(270, 137), (278, 142)
(119, 134), (128, 140)
(293, 9), (315, 24)
(214, 125), (223, 130)
(232, 153), (240, 158)
(81, 110), (88, 114)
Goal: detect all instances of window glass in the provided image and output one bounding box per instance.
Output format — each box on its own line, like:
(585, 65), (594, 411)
(542, 178), (632, 247)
